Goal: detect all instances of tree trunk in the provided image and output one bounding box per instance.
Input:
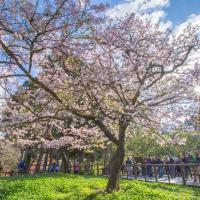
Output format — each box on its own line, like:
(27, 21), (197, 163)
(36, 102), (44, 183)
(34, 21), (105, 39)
(73, 154), (76, 172)
(48, 149), (53, 172)
(43, 151), (48, 172)
(35, 149), (44, 173)
(24, 148), (32, 173)
(106, 119), (127, 192)
(60, 151), (68, 172)
(106, 143), (124, 192)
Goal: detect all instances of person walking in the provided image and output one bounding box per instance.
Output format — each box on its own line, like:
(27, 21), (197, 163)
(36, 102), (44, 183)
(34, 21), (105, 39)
(126, 157), (133, 178)
(175, 158), (181, 177)
(182, 154), (192, 179)
(196, 152), (200, 182)
(189, 154), (198, 182)
(67, 161), (72, 173)
(50, 159), (57, 172)
(146, 157), (153, 178)
(55, 162), (60, 172)
(74, 162), (80, 174)
(169, 157), (175, 178)
(156, 156), (164, 178)
(18, 160), (26, 174)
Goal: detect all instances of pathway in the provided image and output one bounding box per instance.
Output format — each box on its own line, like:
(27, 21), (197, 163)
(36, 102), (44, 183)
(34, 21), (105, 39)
(121, 175), (200, 187)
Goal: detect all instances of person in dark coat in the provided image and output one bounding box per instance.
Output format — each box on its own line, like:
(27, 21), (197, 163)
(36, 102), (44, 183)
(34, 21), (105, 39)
(155, 156), (164, 178)
(126, 157), (133, 177)
(169, 157), (175, 178)
(182, 154), (192, 178)
(146, 157), (153, 177)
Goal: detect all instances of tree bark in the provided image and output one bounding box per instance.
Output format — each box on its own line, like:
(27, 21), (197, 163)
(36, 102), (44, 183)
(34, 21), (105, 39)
(48, 149), (53, 172)
(106, 118), (127, 192)
(43, 151), (49, 172)
(60, 151), (68, 172)
(105, 143), (124, 192)
(24, 148), (32, 173)
(35, 149), (44, 173)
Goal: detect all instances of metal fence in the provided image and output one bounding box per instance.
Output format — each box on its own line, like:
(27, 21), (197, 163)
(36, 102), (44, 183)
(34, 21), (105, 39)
(123, 163), (200, 186)
(0, 163), (104, 177)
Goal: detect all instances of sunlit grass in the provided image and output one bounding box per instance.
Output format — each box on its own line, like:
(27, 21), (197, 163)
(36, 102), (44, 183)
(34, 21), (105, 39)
(0, 173), (199, 200)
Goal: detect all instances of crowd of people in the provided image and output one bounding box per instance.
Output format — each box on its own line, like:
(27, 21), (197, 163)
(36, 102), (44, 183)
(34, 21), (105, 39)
(16, 151), (200, 183)
(17, 159), (82, 174)
(123, 151), (200, 182)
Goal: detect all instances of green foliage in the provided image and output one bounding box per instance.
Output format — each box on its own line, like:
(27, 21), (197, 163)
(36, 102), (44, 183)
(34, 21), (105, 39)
(160, 129), (200, 157)
(125, 128), (164, 157)
(126, 128), (200, 158)
(0, 174), (199, 200)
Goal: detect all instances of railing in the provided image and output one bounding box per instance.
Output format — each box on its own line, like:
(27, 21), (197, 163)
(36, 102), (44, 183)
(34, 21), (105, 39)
(0, 163), (105, 177)
(123, 163), (200, 186)
(1, 163), (200, 187)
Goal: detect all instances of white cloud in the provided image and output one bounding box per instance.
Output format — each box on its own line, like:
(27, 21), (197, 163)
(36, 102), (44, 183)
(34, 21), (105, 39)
(107, 0), (170, 17)
(174, 14), (200, 36)
(159, 20), (172, 31)
(172, 14), (200, 72)
(149, 10), (166, 23)
(107, 0), (171, 31)
(137, 0), (169, 10)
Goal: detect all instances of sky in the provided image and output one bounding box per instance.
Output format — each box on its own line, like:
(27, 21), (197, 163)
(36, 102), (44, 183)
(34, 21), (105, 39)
(1, 0), (200, 107)
(165, 0), (200, 25)
(92, 0), (200, 32)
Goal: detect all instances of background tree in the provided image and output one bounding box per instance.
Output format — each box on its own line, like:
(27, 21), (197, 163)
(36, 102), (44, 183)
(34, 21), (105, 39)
(0, 85), (106, 172)
(126, 127), (200, 158)
(126, 128), (163, 157)
(0, 141), (21, 172)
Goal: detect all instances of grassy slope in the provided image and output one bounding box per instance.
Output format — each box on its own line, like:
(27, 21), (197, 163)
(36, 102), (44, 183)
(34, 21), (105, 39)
(0, 174), (199, 200)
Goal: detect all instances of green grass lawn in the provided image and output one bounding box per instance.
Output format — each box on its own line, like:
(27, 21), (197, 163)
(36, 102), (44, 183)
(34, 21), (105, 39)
(0, 173), (199, 200)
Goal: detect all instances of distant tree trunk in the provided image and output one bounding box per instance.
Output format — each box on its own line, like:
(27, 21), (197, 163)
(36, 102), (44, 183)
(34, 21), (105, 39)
(35, 149), (44, 173)
(60, 151), (67, 172)
(24, 148), (32, 173)
(103, 148), (108, 169)
(55, 150), (61, 164)
(73, 154), (76, 172)
(48, 149), (53, 172)
(43, 151), (48, 172)
(106, 118), (127, 192)
(0, 162), (3, 173)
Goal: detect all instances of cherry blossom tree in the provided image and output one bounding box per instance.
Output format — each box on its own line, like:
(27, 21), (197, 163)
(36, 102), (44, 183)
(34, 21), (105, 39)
(0, 89), (104, 151)
(1, 113), (103, 152)
(0, 0), (200, 192)
(0, 84), (106, 172)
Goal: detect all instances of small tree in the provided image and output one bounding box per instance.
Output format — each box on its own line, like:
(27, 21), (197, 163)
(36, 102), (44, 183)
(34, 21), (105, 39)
(0, 141), (21, 172)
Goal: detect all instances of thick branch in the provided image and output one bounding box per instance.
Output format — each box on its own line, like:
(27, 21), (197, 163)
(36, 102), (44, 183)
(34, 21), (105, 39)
(94, 118), (119, 145)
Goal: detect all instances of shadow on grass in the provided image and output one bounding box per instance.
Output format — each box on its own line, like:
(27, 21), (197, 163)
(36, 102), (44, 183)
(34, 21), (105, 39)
(2, 174), (199, 200)
(0, 173), (107, 200)
(83, 190), (105, 200)
(0, 173), (107, 182)
(0, 182), (25, 199)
